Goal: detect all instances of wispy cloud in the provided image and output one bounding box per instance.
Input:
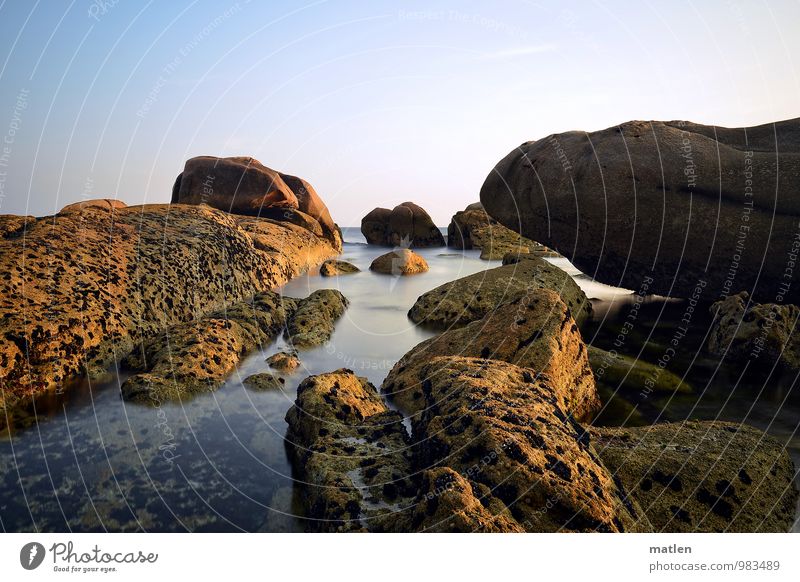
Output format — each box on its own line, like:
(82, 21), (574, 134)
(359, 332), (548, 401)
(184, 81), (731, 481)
(476, 44), (557, 61)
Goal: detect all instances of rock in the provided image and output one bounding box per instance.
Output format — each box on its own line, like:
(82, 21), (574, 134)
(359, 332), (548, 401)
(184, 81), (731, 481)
(447, 202), (554, 260)
(707, 291), (800, 369)
(587, 345), (692, 395)
(480, 118), (800, 302)
(385, 288), (599, 422)
(0, 215), (35, 238)
(242, 372), (286, 391)
(320, 259), (360, 277)
(410, 357), (648, 532)
(592, 421), (799, 532)
(120, 291), (297, 403)
(266, 350), (301, 372)
(408, 255), (590, 329)
(171, 156), (340, 247)
(370, 249), (429, 275)
(285, 370), (414, 531)
(0, 202), (339, 408)
(285, 289), (348, 347)
(360, 202), (444, 247)
(58, 198), (127, 215)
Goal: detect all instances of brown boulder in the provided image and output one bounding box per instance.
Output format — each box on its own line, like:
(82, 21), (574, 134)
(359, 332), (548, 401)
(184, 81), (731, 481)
(370, 249), (428, 275)
(360, 202), (444, 247)
(58, 198), (127, 215)
(284, 289), (348, 347)
(320, 259), (360, 277)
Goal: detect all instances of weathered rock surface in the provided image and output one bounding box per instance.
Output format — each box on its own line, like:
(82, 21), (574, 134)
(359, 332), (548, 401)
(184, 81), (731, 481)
(120, 291), (297, 404)
(320, 259), (360, 277)
(242, 372), (286, 391)
(266, 350), (301, 372)
(172, 156), (341, 248)
(285, 289), (348, 347)
(707, 291), (800, 369)
(284, 370), (415, 532)
(587, 345), (692, 395)
(448, 202), (557, 260)
(480, 118), (800, 301)
(0, 201), (339, 410)
(592, 421), (799, 532)
(408, 255), (590, 329)
(361, 202), (444, 247)
(370, 249), (429, 275)
(385, 288), (599, 422)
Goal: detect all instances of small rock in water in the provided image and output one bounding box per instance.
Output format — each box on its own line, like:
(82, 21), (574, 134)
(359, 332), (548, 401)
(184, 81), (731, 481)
(369, 248), (428, 275)
(266, 350), (301, 372)
(242, 372), (285, 391)
(320, 259), (360, 276)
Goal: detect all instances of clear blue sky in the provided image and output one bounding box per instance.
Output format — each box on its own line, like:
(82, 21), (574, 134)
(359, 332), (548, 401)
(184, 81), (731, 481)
(0, 0), (798, 225)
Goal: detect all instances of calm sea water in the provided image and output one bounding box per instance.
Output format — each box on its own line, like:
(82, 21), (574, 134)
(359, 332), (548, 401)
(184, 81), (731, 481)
(0, 227), (797, 531)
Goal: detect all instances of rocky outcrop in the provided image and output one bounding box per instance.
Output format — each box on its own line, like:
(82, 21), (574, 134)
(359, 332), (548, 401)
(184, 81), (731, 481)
(408, 255), (590, 329)
(266, 350), (300, 372)
(480, 118), (800, 302)
(284, 370), (415, 532)
(360, 202), (444, 247)
(448, 202), (557, 260)
(0, 201), (340, 410)
(385, 288), (599, 422)
(120, 291), (296, 404)
(285, 289), (348, 347)
(172, 156), (341, 248)
(707, 291), (800, 369)
(320, 259), (360, 277)
(587, 345), (692, 395)
(370, 249), (429, 275)
(592, 421), (799, 532)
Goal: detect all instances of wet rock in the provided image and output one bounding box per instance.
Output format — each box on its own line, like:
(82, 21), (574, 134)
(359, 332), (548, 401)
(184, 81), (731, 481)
(385, 288), (599, 422)
(592, 421), (799, 532)
(172, 155), (340, 247)
(266, 350), (301, 372)
(285, 289), (348, 347)
(587, 345), (692, 395)
(481, 118), (800, 301)
(410, 357), (648, 532)
(707, 291), (800, 369)
(408, 255), (590, 329)
(120, 291), (297, 404)
(370, 249), (429, 275)
(242, 372), (285, 391)
(360, 202), (444, 248)
(0, 202), (339, 405)
(285, 369), (414, 532)
(320, 259), (360, 277)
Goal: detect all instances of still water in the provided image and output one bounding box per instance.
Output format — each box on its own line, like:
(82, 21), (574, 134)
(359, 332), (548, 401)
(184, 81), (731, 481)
(0, 228), (797, 531)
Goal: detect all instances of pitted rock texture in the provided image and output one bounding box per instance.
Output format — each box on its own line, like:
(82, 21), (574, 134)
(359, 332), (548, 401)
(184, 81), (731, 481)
(0, 202), (339, 409)
(408, 255), (590, 329)
(120, 291), (297, 404)
(707, 291), (800, 370)
(480, 118), (800, 301)
(266, 350), (301, 372)
(361, 202), (444, 248)
(172, 156), (341, 248)
(448, 202), (556, 260)
(285, 289), (349, 347)
(386, 288), (598, 422)
(285, 369), (415, 532)
(320, 259), (360, 277)
(592, 421), (799, 532)
(370, 249), (429, 275)
(242, 372), (286, 391)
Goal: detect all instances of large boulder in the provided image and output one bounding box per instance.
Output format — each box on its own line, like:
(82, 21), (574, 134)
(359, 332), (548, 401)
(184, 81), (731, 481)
(408, 255), (590, 329)
(384, 288), (599, 422)
(370, 249), (429, 275)
(360, 202), (444, 247)
(172, 156), (340, 248)
(707, 291), (800, 369)
(480, 118), (800, 302)
(592, 421), (799, 532)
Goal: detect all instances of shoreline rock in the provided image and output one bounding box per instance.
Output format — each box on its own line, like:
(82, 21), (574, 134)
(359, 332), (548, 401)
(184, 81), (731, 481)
(320, 259), (360, 277)
(370, 249), (429, 275)
(361, 202), (444, 248)
(285, 289), (348, 348)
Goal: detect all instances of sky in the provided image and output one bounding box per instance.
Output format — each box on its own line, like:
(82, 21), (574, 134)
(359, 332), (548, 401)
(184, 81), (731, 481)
(0, 0), (798, 226)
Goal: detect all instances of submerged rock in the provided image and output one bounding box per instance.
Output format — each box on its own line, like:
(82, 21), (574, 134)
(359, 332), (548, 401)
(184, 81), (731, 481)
(385, 288), (599, 422)
(480, 118), (800, 301)
(592, 421), (799, 532)
(320, 259), (360, 277)
(370, 249), (429, 275)
(707, 291), (800, 369)
(266, 350), (301, 372)
(242, 372), (285, 391)
(285, 289), (348, 347)
(587, 345), (692, 395)
(360, 202), (444, 248)
(408, 255), (590, 329)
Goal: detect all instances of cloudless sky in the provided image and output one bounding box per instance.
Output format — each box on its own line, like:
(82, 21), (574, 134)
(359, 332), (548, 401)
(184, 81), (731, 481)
(0, 0), (798, 225)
